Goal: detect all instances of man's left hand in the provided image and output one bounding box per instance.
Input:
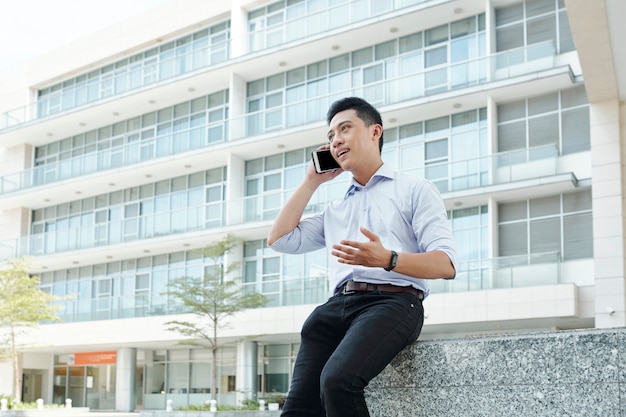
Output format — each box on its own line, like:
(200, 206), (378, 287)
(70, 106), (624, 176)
(331, 227), (391, 269)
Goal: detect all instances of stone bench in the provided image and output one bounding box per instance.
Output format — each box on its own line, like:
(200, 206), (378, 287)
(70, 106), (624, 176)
(365, 327), (622, 417)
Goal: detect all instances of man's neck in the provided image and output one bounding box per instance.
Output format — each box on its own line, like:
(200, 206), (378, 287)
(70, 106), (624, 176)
(352, 160), (384, 186)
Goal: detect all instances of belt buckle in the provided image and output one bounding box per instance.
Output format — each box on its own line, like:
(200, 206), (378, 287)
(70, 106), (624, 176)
(341, 285), (355, 295)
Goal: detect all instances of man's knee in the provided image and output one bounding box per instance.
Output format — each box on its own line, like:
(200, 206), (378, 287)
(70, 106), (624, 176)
(320, 362), (362, 397)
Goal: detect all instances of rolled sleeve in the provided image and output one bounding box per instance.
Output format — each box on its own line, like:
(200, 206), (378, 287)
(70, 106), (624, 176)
(269, 213), (326, 254)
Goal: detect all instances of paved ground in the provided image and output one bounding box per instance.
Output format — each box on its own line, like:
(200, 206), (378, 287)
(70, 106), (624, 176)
(66, 414), (139, 417)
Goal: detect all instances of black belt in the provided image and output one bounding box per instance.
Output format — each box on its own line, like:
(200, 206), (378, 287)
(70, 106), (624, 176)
(338, 279), (424, 301)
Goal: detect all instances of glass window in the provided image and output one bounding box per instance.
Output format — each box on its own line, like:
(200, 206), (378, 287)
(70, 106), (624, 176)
(526, 0), (555, 17)
(528, 114), (558, 147)
(496, 24), (524, 51)
(495, 0), (572, 54)
(497, 86), (589, 154)
(351, 47), (373, 66)
(562, 108), (590, 154)
(499, 222), (528, 256)
(529, 217), (560, 254)
(190, 363), (211, 393)
(563, 213), (593, 260)
(498, 190), (593, 260)
(495, 3), (523, 26)
(527, 15), (555, 45)
(528, 92), (558, 115)
(425, 24), (448, 46)
(425, 46), (447, 68)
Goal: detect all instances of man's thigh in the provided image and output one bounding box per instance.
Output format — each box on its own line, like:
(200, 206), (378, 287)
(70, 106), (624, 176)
(325, 292), (424, 384)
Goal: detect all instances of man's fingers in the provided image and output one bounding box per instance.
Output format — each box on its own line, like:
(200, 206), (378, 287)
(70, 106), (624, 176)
(360, 227), (379, 242)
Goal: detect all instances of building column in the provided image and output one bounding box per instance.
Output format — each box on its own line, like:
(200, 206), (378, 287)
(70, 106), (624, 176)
(591, 99), (626, 327)
(235, 340), (258, 405)
(116, 348), (137, 412)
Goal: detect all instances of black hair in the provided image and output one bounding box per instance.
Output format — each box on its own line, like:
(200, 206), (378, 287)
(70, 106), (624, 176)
(326, 97), (384, 152)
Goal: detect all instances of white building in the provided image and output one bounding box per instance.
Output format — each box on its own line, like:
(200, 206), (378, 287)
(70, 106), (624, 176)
(0, 0), (623, 411)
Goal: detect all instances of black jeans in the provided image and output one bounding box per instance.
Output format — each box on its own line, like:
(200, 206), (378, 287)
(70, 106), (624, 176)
(281, 289), (424, 417)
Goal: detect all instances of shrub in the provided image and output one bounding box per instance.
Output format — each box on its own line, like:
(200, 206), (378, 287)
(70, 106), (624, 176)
(0, 394), (15, 410)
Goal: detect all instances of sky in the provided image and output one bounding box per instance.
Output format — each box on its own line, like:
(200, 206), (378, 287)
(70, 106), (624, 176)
(0, 0), (171, 71)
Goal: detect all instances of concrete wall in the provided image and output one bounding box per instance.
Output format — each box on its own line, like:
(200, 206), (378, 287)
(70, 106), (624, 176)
(366, 327), (624, 417)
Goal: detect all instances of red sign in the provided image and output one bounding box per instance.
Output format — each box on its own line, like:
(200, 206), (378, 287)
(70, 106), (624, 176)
(72, 351), (117, 365)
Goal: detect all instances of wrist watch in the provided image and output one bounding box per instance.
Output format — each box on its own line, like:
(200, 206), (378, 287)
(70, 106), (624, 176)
(384, 250), (398, 271)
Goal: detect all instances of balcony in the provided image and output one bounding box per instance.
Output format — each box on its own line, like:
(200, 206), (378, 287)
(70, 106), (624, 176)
(0, 37), (232, 132)
(49, 252), (565, 324)
(0, 0), (454, 133)
(0, 144), (573, 262)
(0, 41), (569, 198)
(430, 252), (562, 293)
(52, 275), (329, 323)
(229, 41), (561, 141)
(246, 0), (451, 53)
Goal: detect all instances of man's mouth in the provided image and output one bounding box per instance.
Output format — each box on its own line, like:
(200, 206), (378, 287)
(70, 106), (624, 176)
(337, 149), (349, 159)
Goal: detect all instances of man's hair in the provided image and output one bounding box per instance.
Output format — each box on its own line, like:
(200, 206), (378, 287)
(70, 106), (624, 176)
(326, 97), (384, 152)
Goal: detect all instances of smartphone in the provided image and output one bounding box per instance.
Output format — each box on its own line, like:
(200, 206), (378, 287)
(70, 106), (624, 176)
(312, 149), (340, 173)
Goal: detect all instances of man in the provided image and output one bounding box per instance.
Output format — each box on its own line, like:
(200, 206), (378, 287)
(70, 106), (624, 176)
(268, 97), (458, 417)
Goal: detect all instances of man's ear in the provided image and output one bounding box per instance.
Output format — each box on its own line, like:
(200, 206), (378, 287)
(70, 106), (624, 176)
(371, 124), (382, 142)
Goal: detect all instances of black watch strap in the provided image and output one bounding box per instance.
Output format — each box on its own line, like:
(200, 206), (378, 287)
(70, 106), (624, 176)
(384, 250), (398, 271)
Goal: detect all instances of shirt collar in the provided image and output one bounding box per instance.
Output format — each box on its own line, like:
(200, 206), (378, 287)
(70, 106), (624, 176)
(344, 164), (395, 198)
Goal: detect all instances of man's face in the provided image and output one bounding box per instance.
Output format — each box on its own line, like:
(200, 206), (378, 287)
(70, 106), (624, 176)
(327, 109), (380, 171)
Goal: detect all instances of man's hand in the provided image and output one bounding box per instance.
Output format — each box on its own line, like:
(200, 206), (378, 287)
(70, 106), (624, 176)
(305, 145), (344, 185)
(331, 227), (391, 268)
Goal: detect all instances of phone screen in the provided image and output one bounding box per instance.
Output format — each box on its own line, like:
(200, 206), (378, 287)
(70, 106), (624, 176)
(312, 149), (340, 173)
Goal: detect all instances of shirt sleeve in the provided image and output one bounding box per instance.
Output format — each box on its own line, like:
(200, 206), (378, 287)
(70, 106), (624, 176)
(269, 212), (327, 254)
(413, 180), (459, 278)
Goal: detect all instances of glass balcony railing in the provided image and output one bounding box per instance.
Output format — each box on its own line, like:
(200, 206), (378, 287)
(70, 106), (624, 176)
(247, 0), (443, 52)
(408, 144), (560, 194)
(0, 0), (447, 132)
(0, 41), (561, 196)
(0, 144), (561, 261)
(429, 251), (562, 293)
(0, 119), (229, 195)
(52, 275), (329, 323)
(228, 41), (557, 141)
(49, 252), (563, 324)
(0, 38), (231, 131)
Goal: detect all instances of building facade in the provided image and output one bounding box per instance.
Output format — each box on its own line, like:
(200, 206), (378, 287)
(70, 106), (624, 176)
(0, 0), (624, 411)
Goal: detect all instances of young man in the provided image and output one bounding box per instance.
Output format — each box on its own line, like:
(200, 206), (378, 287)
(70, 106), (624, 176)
(268, 97), (458, 417)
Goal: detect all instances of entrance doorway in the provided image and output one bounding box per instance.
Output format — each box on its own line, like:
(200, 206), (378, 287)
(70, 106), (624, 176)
(53, 352), (117, 410)
(22, 370), (45, 403)
(53, 365), (117, 409)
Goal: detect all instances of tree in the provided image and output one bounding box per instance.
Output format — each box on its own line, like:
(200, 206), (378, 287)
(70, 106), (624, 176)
(0, 257), (62, 403)
(163, 234), (267, 402)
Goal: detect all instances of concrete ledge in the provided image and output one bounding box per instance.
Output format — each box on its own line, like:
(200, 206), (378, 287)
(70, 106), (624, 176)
(365, 327), (625, 416)
(0, 408), (90, 416)
(139, 412), (280, 417)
